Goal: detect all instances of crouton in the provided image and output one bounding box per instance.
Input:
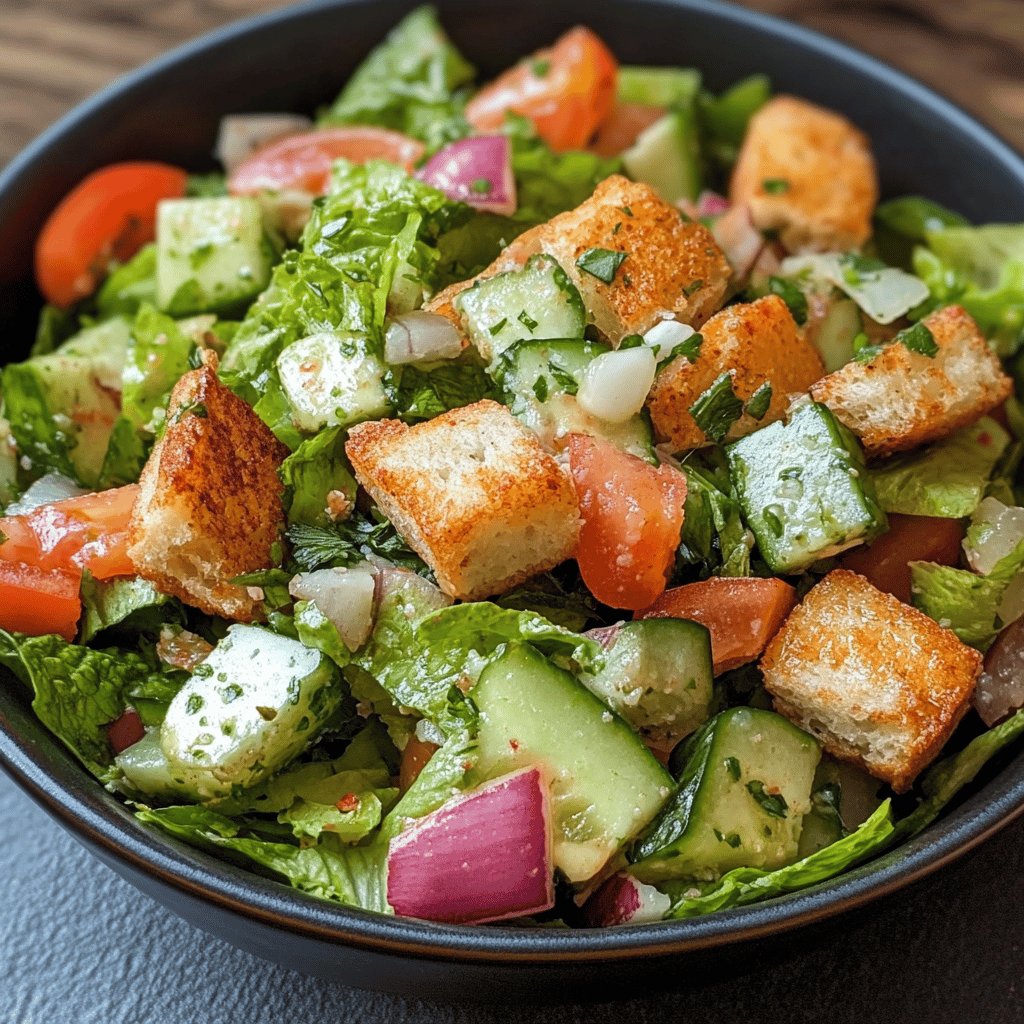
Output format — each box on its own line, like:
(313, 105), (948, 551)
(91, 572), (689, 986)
(729, 96), (878, 253)
(810, 305), (1012, 458)
(427, 175), (731, 344)
(646, 295), (825, 450)
(127, 357), (288, 621)
(345, 400), (579, 601)
(761, 569), (981, 792)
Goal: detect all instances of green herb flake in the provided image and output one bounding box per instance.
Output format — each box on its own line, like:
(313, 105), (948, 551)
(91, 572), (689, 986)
(531, 58), (551, 78)
(744, 381), (773, 421)
(896, 321), (939, 358)
(532, 375), (549, 403)
(724, 756), (741, 781)
(852, 331), (885, 364)
(470, 177), (492, 195)
(747, 779), (789, 818)
(547, 362), (579, 396)
(576, 247), (628, 284)
(761, 178), (790, 195)
(767, 276), (808, 325)
(488, 317), (508, 336)
(689, 372), (744, 443)
(517, 309), (539, 333)
(684, 279), (705, 297)
(185, 694), (204, 715)
(621, 205), (634, 217)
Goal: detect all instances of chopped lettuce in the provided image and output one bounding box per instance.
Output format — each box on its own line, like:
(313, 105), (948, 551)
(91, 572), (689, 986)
(279, 427), (357, 528)
(909, 562), (1009, 650)
(95, 245), (158, 320)
(79, 574), (182, 645)
(871, 418), (1009, 518)
(872, 195), (968, 268)
(0, 361), (79, 482)
(31, 303), (79, 357)
(495, 568), (598, 633)
(319, 5), (475, 152)
(663, 800), (894, 919)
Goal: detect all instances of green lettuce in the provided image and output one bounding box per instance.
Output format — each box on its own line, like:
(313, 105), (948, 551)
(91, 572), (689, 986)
(871, 417), (1009, 518)
(872, 196), (967, 268)
(391, 356), (496, 422)
(909, 562), (1009, 650)
(279, 427), (357, 528)
(663, 801), (895, 919)
(0, 361), (79, 481)
(319, 5), (475, 152)
(286, 509), (429, 576)
(95, 245), (158, 319)
(78, 574), (182, 645)
(31, 303), (79, 357)
(495, 568), (598, 633)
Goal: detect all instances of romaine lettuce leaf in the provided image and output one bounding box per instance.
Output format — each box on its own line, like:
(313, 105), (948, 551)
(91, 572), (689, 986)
(0, 361), (79, 481)
(279, 426), (357, 528)
(31, 303), (79, 357)
(872, 195), (967, 268)
(871, 418), (1009, 518)
(95, 245), (158, 319)
(909, 562), (1009, 650)
(495, 567), (598, 633)
(318, 5), (475, 152)
(79, 573), (182, 645)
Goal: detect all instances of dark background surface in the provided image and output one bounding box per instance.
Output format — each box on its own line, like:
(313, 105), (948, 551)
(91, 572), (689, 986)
(3, 1), (1024, 1020)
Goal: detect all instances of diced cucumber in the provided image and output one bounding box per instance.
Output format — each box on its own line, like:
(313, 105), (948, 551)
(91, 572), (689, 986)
(156, 196), (273, 316)
(453, 254), (586, 364)
(618, 66), (702, 107)
(623, 108), (702, 204)
(55, 316), (134, 392)
(116, 730), (193, 802)
(471, 642), (673, 884)
(582, 619), (714, 752)
(727, 402), (886, 574)
(497, 338), (655, 460)
(160, 625), (343, 801)
(811, 297), (862, 372)
(277, 331), (391, 434)
(630, 707), (820, 883)
(797, 757), (886, 857)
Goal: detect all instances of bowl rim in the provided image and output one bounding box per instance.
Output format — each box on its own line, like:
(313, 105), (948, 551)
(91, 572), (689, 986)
(2, 0), (1024, 965)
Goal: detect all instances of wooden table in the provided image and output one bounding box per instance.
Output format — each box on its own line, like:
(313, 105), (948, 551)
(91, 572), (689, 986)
(2, 0), (1022, 167)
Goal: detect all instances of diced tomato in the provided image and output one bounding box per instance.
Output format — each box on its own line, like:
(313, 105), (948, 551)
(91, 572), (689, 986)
(0, 484), (138, 579)
(228, 127), (426, 197)
(591, 100), (665, 157)
(107, 707), (146, 755)
(568, 434), (687, 610)
(639, 576), (797, 675)
(839, 513), (963, 605)
(0, 561), (81, 641)
(399, 735), (440, 793)
(466, 27), (618, 152)
(35, 162), (188, 308)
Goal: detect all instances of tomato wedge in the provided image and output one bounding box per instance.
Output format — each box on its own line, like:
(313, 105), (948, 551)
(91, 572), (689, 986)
(35, 162), (188, 308)
(466, 27), (618, 152)
(0, 484), (138, 579)
(839, 513), (963, 605)
(399, 735), (440, 793)
(568, 434), (687, 610)
(639, 577), (797, 675)
(591, 100), (665, 157)
(228, 127), (426, 197)
(0, 562), (81, 641)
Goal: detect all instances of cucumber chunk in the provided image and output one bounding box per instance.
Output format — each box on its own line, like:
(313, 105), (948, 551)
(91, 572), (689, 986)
(798, 757), (886, 857)
(160, 625), (343, 801)
(497, 338), (655, 460)
(277, 331), (391, 433)
(582, 618), (714, 752)
(726, 401), (886, 574)
(116, 730), (193, 802)
(453, 254), (586, 364)
(618, 66), (702, 107)
(156, 196), (273, 315)
(623, 109), (702, 204)
(809, 297), (862, 373)
(471, 642), (673, 884)
(631, 707), (820, 883)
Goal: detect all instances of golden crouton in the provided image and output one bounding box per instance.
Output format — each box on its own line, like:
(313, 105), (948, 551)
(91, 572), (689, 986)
(729, 96), (878, 252)
(345, 400), (579, 601)
(810, 305), (1012, 457)
(761, 569), (981, 792)
(646, 295), (825, 450)
(427, 175), (731, 344)
(127, 357), (289, 621)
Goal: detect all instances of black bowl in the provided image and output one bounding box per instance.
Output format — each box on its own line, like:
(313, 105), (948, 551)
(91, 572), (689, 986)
(2, 0), (1024, 1002)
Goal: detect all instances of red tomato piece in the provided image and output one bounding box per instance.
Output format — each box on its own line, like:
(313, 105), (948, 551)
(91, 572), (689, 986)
(466, 27), (618, 152)
(34, 162), (188, 308)
(107, 707), (146, 755)
(0, 561), (81, 641)
(591, 100), (665, 157)
(839, 513), (963, 605)
(568, 434), (687, 610)
(639, 576), (798, 675)
(399, 735), (440, 793)
(228, 127), (426, 197)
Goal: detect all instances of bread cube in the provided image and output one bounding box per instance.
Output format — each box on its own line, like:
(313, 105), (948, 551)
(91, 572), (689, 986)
(127, 357), (288, 620)
(345, 400), (580, 600)
(428, 175), (731, 344)
(761, 569), (981, 792)
(729, 95), (878, 252)
(647, 295), (825, 449)
(810, 305), (1012, 457)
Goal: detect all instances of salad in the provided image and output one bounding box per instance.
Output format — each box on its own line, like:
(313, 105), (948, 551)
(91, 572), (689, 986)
(4, 7), (1024, 929)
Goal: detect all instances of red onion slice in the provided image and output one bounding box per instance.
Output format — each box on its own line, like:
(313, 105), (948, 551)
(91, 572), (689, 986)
(712, 204), (765, 279)
(582, 872), (671, 927)
(386, 767), (554, 924)
(418, 135), (517, 216)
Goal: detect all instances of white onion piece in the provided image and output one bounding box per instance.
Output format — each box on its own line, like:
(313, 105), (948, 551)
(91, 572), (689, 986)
(289, 565), (377, 651)
(712, 204), (764, 279)
(418, 136), (516, 215)
(5, 472), (87, 516)
(964, 497), (1024, 575)
(642, 319), (697, 361)
(578, 347), (657, 423)
(215, 113), (313, 174)
(781, 252), (930, 325)
(978, 617), (1024, 725)
(384, 311), (464, 364)
(998, 572), (1024, 626)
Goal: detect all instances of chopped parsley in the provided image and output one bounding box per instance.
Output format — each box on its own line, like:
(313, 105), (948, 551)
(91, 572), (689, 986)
(531, 58), (551, 77)
(724, 756), (742, 781)
(689, 372), (743, 443)
(761, 177), (790, 195)
(660, 332), (703, 366)
(767, 276), (808, 325)
(488, 317), (508, 336)
(744, 381), (773, 421)
(746, 779), (789, 818)
(517, 309), (539, 333)
(620, 205), (634, 217)
(547, 362), (579, 395)
(684, 279), (705, 297)
(852, 332), (884, 364)
(170, 400), (208, 424)
(895, 321), (938, 357)
(840, 252), (886, 287)
(470, 178), (492, 195)
(576, 247), (628, 284)
(713, 829), (743, 848)
(532, 375), (549, 402)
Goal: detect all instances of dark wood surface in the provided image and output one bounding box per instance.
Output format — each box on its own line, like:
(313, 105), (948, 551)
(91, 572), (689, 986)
(2, 0), (1023, 168)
